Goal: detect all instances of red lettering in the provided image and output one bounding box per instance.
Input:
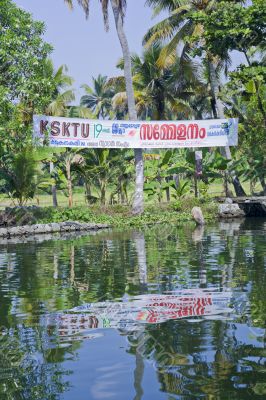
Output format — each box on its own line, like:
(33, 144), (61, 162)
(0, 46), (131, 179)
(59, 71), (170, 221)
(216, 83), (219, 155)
(199, 128), (206, 139)
(177, 124), (187, 140)
(140, 124), (150, 140)
(147, 125), (153, 140)
(187, 124), (199, 139)
(139, 122), (205, 142)
(51, 121), (60, 136)
(160, 124), (177, 140)
(81, 123), (90, 138)
(72, 122), (80, 137)
(160, 124), (168, 140)
(153, 124), (160, 140)
(62, 122), (71, 137)
(169, 124), (177, 140)
(40, 120), (49, 134)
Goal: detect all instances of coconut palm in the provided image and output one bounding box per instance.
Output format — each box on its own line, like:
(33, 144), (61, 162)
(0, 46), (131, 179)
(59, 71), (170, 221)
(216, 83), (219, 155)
(64, 0), (144, 214)
(144, 0), (231, 118)
(45, 60), (76, 206)
(81, 74), (114, 119)
(113, 43), (208, 120)
(145, 0), (246, 196)
(133, 44), (206, 120)
(45, 60), (75, 117)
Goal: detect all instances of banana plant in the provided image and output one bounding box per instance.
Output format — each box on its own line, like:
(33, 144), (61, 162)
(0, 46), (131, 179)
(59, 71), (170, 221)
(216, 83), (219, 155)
(144, 150), (175, 202)
(76, 149), (134, 205)
(0, 148), (55, 206)
(165, 148), (230, 197)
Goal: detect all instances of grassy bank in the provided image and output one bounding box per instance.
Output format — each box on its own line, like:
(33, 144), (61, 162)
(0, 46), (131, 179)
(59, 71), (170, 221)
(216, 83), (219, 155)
(4, 198), (218, 228)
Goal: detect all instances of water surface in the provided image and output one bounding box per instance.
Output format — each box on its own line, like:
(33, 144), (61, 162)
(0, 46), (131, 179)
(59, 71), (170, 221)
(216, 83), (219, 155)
(0, 219), (265, 399)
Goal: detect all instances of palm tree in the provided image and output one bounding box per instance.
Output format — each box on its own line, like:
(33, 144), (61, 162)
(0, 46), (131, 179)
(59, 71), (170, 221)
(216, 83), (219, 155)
(144, 0), (230, 119)
(64, 0), (144, 214)
(45, 60), (76, 206)
(80, 74), (114, 118)
(144, 0), (246, 196)
(133, 44), (205, 120)
(45, 61), (75, 117)
(114, 44), (207, 120)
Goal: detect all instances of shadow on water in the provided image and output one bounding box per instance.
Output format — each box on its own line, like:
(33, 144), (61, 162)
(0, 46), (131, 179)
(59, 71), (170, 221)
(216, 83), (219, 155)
(0, 219), (265, 399)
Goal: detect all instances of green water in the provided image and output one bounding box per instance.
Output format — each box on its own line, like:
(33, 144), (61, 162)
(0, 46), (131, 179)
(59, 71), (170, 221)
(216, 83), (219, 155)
(0, 219), (265, 399)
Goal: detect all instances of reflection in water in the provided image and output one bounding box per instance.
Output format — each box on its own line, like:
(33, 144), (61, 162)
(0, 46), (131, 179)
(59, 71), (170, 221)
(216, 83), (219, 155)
(0, 219), (265, 399)
(46, 289), (232, 338)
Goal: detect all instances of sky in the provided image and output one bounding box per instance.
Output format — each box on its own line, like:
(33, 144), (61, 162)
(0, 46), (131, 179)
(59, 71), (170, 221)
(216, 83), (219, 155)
(14, 0), (244, 103)
(14, 0), (165, 101)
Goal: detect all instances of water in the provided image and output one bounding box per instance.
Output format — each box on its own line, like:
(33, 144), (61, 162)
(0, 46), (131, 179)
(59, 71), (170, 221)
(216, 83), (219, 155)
(0, 219), (265, 399)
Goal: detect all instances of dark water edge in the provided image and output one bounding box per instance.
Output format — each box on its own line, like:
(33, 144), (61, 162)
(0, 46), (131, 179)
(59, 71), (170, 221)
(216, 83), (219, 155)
(0, 218), (265, 400)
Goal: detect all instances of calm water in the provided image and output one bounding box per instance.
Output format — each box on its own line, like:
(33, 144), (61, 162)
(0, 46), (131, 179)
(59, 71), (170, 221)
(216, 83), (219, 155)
(0, 219), (265, 400)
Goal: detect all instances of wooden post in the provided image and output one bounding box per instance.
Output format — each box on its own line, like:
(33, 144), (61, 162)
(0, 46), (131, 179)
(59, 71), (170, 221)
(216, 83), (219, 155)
(195, 151), (203, 198)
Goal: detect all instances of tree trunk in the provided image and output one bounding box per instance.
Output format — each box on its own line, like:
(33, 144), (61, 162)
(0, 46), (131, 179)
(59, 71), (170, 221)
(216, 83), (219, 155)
(50, 162), (58, 207)
(85, 181), (92, 203)
(209, 60), (226, 120)
(70, 245), (75, 285)
(208, 59), (246, 197)
(100, 183), (106, 205)
(165, 177), (170, 202)
(66, 158), (73, 207)
(173, 174), (179, 189)
(223, 171), (233, 198)
(133, 350), (144, 400)
(132, 231), (147, 286)
(259, 177), (266, 195)
(119, 176), (126, 204)
(111, 0), (144, 214)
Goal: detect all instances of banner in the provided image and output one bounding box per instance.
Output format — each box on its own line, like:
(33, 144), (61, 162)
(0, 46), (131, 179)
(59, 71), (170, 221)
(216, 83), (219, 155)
(42, 290), (232, 338)
(33, 115), (238, 149)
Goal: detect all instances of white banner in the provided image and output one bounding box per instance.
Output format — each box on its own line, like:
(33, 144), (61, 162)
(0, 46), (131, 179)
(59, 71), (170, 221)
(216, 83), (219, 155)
(33, 115), (238, 149)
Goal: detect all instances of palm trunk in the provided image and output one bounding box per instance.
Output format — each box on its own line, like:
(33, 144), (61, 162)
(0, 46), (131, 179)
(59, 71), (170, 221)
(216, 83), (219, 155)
(100, 183), (106, 205)
(208, 59), (246, 197)
(50, 162), (58, 207)
(111, 0), (144, 214)
(66, 158), (73, 207)
(165, 177), (170, 202)
(133, 350), (144, 400)
(173, 174), (179, 189)
(133, 231), (147, 286)
(70, 245), (75, 285)
(259, 177), (266, 195)
(85, 181), (92, 203)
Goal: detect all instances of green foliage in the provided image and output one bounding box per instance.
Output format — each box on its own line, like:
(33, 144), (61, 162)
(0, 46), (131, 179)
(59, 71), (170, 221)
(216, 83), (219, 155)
(76, 148), (134, 205)
(0, 0), (58, 176)
(221, 62), (266, 191)
(172, 180), (191, 199)
(0, 150), (37, 205)
(28, 200), (217, 228)
(115, 42), (210, 120)
(0, 0), (265, 211)
(171, 199), (182, 211)
(190, 0), (266, 57)
(144, 150), (175, 201)
(80, 75), (114, 118)
(0, 0), (53, 102)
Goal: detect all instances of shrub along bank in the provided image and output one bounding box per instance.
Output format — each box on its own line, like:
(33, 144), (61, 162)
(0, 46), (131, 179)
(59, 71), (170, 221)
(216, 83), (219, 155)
(1, 199), (218, 229)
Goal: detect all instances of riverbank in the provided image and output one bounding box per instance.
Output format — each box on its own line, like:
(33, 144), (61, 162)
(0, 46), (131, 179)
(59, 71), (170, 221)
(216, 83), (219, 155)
(0, 199), (218, 229)
(0, 221), (109, 238)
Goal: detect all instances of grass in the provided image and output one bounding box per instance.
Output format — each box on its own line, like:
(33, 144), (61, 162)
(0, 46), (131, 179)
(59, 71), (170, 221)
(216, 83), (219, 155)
(0, 180), (260, 209)
(1, 199), (218, 228)
(0, 179), (262, 228)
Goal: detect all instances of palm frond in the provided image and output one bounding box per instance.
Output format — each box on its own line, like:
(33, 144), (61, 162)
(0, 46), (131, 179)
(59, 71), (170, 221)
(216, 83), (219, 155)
(64, 0), (90, 18)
